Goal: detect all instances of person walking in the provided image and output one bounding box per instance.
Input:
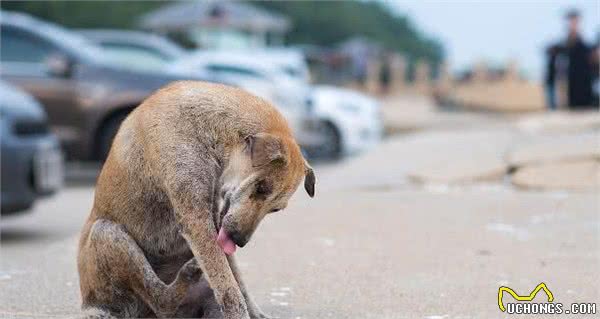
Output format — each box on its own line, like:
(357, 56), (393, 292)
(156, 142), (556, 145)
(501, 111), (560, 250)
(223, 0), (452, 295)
(379, 51), (392, 95)
(544, 44), (561, 110)
(590, 36), (599, 107)
(564, 10), (594, 109)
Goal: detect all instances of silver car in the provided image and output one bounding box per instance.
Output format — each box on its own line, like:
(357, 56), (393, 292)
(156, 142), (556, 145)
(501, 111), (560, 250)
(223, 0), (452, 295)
(76, 29), (186, 73)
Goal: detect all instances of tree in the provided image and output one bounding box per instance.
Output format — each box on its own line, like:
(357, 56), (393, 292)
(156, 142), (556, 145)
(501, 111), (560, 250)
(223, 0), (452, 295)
(255, 1), (444, 67)
(1, 0), (444, 70)
(1, 0), (166, 29)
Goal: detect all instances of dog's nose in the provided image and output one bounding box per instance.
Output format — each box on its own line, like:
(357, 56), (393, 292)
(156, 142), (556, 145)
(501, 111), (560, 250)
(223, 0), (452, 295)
(229, 230), (248, 247)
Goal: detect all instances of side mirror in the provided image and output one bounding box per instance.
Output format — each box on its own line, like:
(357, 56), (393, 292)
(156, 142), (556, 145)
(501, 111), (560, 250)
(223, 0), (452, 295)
(45, 53), (73, 78)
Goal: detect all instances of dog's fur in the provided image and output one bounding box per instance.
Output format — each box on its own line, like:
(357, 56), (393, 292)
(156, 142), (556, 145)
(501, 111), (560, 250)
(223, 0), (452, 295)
(77, 81), (315, 318)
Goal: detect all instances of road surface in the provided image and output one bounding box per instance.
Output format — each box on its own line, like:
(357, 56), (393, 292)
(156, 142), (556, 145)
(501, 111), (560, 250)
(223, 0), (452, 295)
(1, 108), (598, 318)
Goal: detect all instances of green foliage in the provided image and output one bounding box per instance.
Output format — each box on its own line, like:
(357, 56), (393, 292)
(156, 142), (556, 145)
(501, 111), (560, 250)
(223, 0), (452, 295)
(1, 0), (443, 65)
(255, 1), (444, 65)
(0, 0), (166, 29)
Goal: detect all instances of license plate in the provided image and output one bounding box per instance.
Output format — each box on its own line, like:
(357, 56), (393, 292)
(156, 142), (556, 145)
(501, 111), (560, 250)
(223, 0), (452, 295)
(33, 146), (64, 192)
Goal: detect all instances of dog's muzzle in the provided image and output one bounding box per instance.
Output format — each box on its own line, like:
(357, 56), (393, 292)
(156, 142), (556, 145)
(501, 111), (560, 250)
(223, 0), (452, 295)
(228, 230), (248, 247)
(221, 215), (249, 247)
(218, 191), (251, 248)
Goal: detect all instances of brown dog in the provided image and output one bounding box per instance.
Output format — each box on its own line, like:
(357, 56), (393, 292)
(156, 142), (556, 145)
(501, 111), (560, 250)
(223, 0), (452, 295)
(77, 81), (315, 318)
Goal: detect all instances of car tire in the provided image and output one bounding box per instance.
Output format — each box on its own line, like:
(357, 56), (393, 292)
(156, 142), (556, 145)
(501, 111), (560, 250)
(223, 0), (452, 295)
(97, 113), (128, 161)
(308, 121), (342, 160)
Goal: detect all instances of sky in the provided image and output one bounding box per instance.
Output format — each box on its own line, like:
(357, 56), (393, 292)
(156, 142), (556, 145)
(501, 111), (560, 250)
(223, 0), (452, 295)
(385, 0), (599, 81)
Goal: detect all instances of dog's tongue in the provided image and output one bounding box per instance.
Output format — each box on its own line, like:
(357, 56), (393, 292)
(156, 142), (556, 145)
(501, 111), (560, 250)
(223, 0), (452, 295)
(217, 228), (237, 255)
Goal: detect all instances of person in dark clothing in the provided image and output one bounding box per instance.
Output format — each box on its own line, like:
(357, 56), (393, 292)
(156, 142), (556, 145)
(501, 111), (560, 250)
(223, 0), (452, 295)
(590, 38), (599, 107)
(564, 10), (594, 109)
(544, 44), (561, 110)
(379, 52), (392, 95)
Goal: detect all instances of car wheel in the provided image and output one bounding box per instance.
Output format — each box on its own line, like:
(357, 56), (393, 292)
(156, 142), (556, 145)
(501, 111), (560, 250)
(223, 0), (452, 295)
(308, 121), (342, 160)
(97, 113), (128, 161)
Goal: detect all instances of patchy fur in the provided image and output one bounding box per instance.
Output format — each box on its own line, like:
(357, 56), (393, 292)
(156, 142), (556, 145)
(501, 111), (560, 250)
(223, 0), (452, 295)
(78, 81), (315, 318)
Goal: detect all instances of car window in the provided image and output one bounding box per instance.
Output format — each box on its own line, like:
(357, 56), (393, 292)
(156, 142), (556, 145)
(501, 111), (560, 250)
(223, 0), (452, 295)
(0, 27), (54, 63)
(99, 44), (170, 72)
(282, 66), (301, 78)
(102, 42), (171, 61)
(205, 64), (266, 80)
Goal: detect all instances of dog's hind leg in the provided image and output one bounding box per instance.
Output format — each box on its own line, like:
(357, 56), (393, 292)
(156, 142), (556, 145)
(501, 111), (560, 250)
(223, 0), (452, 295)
(80, 219), (202, 318)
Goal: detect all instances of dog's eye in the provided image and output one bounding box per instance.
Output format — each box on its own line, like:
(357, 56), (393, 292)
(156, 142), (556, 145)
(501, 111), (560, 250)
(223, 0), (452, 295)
(270, 208), (281, 213)
(254, 180), (272, 198)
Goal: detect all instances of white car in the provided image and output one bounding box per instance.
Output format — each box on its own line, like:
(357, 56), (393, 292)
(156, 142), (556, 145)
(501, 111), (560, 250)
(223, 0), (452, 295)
(254, 49), (383, 157)
(308, 86), (382, 157)
(77, 29), (186, 73)
(250, 48), (311, 83)
(172, 49), (382, 158)
(168, 51), (322, 150)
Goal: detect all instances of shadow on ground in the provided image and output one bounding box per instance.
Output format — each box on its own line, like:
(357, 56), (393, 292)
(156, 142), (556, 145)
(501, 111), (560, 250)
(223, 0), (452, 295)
(0, 226), (54, 243)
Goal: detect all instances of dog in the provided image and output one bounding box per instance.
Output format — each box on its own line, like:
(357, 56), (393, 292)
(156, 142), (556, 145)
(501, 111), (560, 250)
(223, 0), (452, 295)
(77, 81), (316, 318)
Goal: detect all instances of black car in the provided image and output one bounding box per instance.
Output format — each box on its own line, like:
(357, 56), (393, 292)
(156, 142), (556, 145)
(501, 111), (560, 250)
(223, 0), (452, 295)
(1, 80), (63, 214)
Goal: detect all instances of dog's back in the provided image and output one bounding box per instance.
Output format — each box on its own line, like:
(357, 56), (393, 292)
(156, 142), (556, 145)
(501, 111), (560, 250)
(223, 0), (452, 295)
(81, 81), (295, 259)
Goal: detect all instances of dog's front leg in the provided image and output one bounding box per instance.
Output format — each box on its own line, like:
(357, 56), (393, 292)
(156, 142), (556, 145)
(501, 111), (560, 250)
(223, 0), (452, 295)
(176, 209), (249, 319)
(153, 127), (249, 318)
(228, 255), (271, 319)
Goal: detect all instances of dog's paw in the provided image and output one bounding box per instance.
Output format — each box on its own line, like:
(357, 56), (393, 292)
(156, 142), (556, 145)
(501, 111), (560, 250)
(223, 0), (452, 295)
(178, 258), (202, 283)
(250, 311), (274, 319)
(248, 305), (274, 319)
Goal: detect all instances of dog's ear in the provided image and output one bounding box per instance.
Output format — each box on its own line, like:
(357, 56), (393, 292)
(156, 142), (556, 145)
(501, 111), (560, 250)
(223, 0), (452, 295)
(304, 161), (316, 198)
(245, 133), (286, 167)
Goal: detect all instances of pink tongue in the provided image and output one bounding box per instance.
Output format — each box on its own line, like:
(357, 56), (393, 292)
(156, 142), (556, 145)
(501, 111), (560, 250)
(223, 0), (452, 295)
(217, 228), (237, 255)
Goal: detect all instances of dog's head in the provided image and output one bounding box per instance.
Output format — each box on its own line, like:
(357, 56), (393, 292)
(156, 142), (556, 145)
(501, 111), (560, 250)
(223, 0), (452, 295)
(217, 132), (315, 255)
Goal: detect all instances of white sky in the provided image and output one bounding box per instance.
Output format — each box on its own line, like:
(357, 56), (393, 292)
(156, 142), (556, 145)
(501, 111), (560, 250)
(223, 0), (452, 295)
(384, 0), (600, 81)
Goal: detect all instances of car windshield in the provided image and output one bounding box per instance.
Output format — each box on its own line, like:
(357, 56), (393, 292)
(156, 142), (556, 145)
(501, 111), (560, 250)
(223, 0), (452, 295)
(99, 44), (171, 72)
(25, 17), (108, 63)
(272, 65), (306, 84)
(205, 64), (268, 80)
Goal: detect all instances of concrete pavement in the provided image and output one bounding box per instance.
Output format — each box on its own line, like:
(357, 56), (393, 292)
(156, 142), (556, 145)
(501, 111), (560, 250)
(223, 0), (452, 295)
(1, 107), (599, 318)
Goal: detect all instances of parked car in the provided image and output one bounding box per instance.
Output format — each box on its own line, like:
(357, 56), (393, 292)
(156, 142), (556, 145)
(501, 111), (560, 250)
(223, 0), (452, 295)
(176, 48), (383, 158)
(77, 31), (321, 153)
(168, 51), (323, 150)
(1, 80), (63, 215)
(77, 29), (186, 73)
(0, 11), (215, 161)
(308, 86), (382, 157)
(251, 48), (311, 83)
(77, 26), (381, 159)
(78, 31), (309, 123)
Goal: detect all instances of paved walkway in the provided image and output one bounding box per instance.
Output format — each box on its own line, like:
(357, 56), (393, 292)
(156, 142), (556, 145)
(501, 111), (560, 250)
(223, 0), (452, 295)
(1, 99), (598, 318)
